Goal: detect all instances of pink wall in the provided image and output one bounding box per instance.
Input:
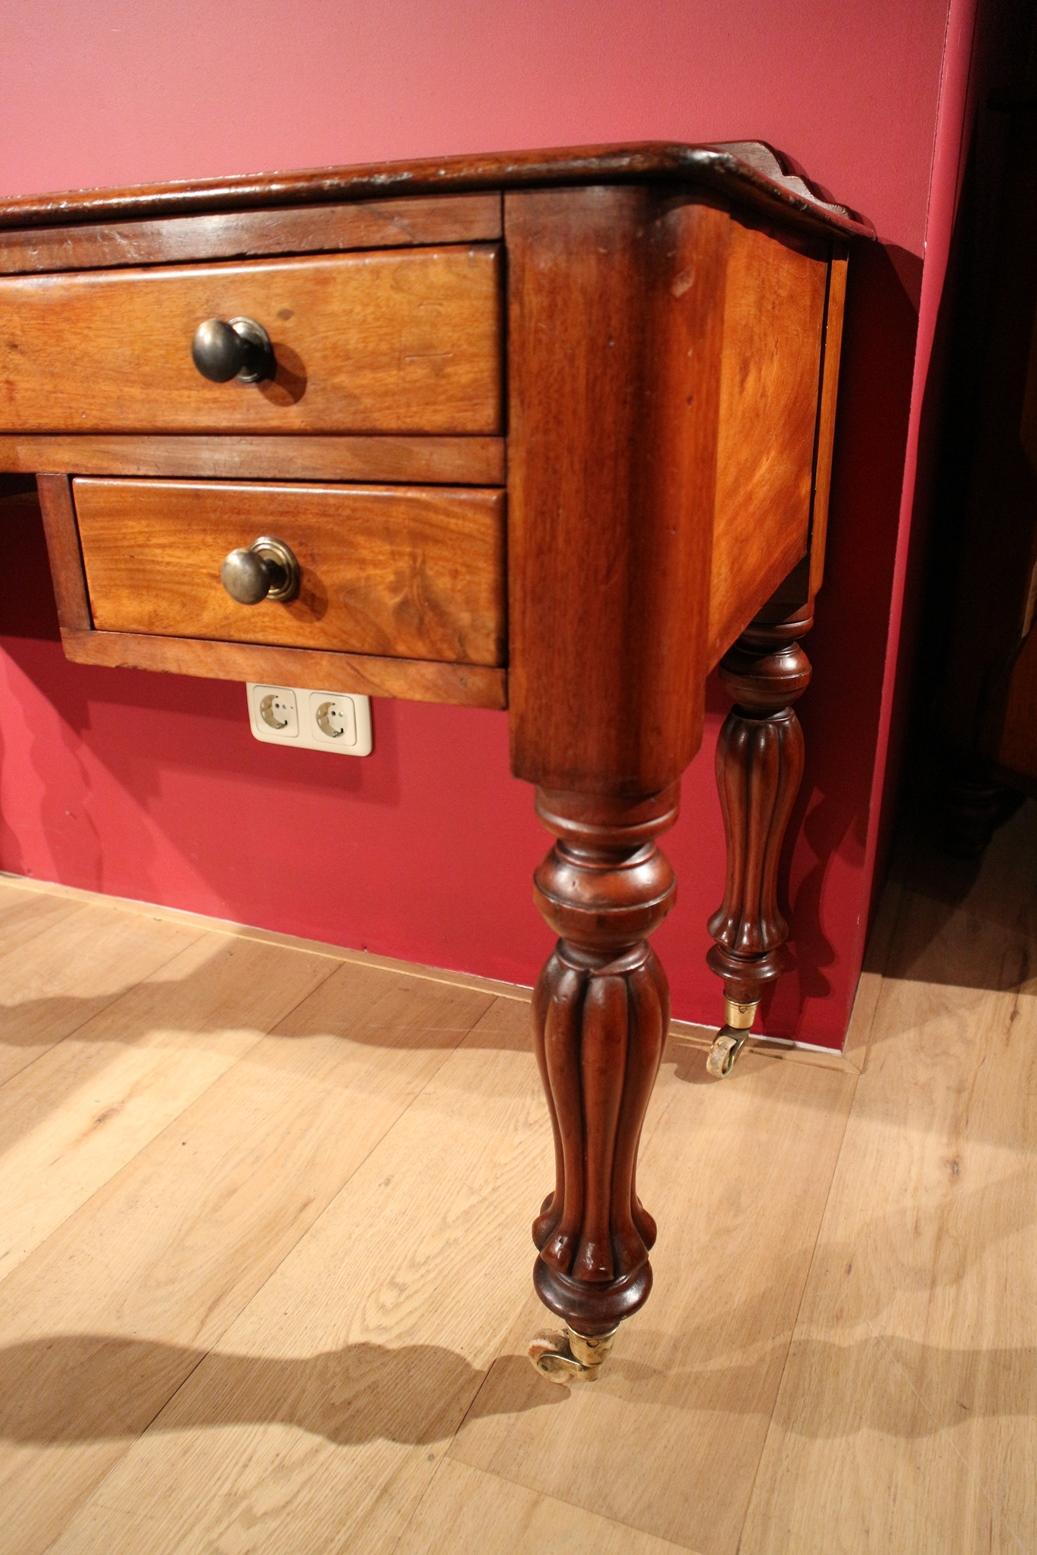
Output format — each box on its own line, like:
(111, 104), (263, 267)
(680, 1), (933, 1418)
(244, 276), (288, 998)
(0, 0), (957, 1046)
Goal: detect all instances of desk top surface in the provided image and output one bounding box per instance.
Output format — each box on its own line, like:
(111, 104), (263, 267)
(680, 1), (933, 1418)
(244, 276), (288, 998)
(0, 141), (873, 241)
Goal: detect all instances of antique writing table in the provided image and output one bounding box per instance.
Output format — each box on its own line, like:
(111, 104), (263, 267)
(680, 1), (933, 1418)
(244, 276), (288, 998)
(0, 144), (870, 1381)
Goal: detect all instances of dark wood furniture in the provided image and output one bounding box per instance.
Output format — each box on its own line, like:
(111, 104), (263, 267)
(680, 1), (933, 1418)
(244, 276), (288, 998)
(0, 144), (870, 1381)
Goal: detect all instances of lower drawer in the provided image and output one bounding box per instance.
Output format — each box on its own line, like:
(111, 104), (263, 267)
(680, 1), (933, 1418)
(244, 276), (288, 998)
(73, 477), (506, 667)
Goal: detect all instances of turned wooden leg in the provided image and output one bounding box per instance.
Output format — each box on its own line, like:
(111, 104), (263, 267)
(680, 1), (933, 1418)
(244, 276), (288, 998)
(706, 607), (812, 1077)
(526, 786), (677, 1383)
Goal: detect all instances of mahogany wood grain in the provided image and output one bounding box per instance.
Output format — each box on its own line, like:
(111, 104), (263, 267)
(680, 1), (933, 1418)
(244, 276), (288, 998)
(506, 186), (728, 796)
(36, 474), (91, 630)
(59, 630), (507, 708)
(35, 472), (507, 705)
(0, 247), (501, 435)
(707, 606), (814, 1004)
(530, 786), (677, 1336)
(722, 253), (848, 639)
(706, 220), (829, 663)
(0, 143), (871, 241)
(808, 253), (849, 598)
(73, 478), (506, 666)
(0, 193), (501, 274)
(0, 434), (505, 485)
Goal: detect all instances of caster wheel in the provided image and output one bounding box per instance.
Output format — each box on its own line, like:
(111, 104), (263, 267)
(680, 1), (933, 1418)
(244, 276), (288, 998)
(528, 1326), (617, 1384)
(706, 1028), (748, 1078)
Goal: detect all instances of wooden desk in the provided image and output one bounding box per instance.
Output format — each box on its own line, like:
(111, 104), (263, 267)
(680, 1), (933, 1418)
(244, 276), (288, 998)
(0, 143), (870, 1381)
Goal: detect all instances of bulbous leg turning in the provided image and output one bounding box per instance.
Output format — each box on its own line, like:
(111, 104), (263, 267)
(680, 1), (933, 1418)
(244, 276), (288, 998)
(706, 608), (812, 1077)
(526, 786), (677, 1382)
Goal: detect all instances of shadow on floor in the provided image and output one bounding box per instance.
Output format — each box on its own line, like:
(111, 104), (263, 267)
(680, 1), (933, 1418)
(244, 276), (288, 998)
(0, 1334), (562, 1446)
(865, 796), (1036, 993)
(610, 1327), (1037, 1437)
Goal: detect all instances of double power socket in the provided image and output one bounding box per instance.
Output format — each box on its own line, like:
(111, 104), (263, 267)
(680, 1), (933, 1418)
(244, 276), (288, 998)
(246, 683), (373, 756)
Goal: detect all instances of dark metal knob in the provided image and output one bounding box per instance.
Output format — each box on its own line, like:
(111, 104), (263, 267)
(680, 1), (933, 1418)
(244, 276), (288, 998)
(192, 316), (274, 383)
(220, 536), (300, 605)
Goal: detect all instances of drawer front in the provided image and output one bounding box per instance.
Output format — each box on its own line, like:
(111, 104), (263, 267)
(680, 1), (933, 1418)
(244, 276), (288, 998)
(0, 247), (501, 434)
(73, 478), (506, 666)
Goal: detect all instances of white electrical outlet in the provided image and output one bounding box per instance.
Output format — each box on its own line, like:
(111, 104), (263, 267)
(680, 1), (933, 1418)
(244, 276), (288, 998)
(246, 683), (372, 756)
(248, 684), (299, 740)
(310, 692), (355, 743)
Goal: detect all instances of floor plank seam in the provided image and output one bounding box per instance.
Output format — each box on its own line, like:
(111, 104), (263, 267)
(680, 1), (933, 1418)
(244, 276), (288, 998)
(0, 943), (345, 1299)
(866, 1317), (1030, 1554)
(734, 1062), (863, 1555)
(80, 989), (503, 1467)
(851, 874), (913, 1077)
(0, 928), (210, 1097)
(56, 1338), (222, 1536)
(2, 961), (502, 1553)
(443, 1446), (705, 1554)
(383, 1449), (467, 1555)
(0, 896), (97, 973)
(37, 1502), (162, 1555)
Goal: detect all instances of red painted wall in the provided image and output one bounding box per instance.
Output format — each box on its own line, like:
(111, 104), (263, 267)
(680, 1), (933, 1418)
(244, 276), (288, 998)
(0, 0), (957, 1046)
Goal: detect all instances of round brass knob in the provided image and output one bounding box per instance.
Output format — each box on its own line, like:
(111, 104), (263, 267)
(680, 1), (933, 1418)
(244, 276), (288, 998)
(192, 316), (274, 383)
(220, 536), (300, 605)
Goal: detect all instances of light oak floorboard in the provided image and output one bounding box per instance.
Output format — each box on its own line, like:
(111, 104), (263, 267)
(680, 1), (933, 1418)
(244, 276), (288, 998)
(46, 998), (555, 1555)
(393, 1458), (698, 1554)
(740, 805), (1037, 1555)
(0, 956), (492, 1555)
(0, 933), (336, 1281)
(0, 877), (86, 954)
(49, 1465), (701, 1555)
(39, 1501), (162, 1551)
(0, 893), (201, 1086)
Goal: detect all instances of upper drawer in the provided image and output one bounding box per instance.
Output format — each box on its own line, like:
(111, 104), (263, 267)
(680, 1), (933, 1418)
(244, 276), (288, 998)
(0, 246), (501, 435)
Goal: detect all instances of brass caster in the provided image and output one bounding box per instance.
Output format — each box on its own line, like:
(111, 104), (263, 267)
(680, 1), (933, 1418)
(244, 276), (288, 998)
(528, 1325), (617, 1384)
(706, 998), (757, 1078)
(706, 1027), (748, 1078)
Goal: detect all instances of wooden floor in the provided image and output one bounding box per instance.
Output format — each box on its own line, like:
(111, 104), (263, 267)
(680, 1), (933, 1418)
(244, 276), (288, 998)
(0, 802), (1035, 1555)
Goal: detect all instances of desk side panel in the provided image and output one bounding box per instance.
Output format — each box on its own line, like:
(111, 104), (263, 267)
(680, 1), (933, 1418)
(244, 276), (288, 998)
(705, 221), (831, 664)
(807, 251), (848, 599)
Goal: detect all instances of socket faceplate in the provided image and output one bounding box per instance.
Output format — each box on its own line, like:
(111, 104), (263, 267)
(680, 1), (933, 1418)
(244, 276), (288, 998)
(246, 683), (372, 756)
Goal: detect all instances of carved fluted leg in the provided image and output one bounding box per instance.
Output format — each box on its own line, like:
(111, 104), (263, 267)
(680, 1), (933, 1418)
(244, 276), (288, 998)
(706, 608), (812, 1076)
(526, 786), (677, 1382)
